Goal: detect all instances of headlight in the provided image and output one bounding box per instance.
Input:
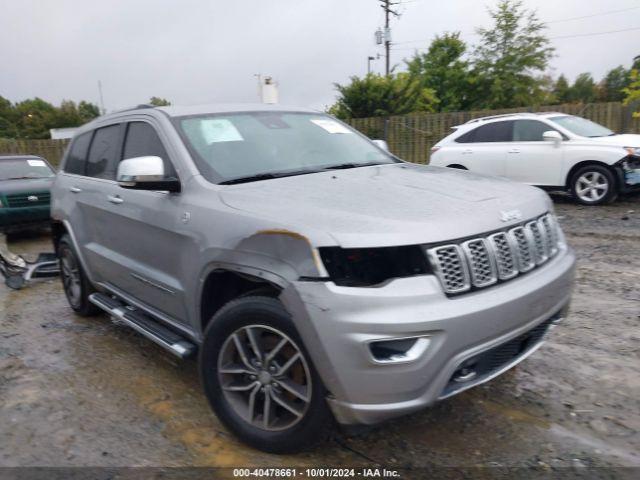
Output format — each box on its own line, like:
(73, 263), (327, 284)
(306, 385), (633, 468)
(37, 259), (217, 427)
(318, 245), (431, 287)
(624, 146), (640, 157)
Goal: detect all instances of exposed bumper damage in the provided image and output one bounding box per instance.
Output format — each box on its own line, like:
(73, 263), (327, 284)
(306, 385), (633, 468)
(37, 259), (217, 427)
(280, 246), (576, 425)
(617, 155), (640, 192)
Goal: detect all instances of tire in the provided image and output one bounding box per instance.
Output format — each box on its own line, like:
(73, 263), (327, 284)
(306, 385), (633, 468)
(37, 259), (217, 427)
(199, 295), (333, 453)
(57, 234), (100, 316)
(570, 165), (618, 206)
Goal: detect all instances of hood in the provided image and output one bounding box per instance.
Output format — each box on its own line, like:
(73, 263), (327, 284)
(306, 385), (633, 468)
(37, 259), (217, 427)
(0, 177), (54, 195)
(587, 134), (640, 147)
(220, 164), (550, 248)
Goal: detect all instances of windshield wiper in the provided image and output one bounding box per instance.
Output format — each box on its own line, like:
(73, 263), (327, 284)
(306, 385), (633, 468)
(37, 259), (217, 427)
(219, 170), (320, 185)
(321, 161), (390, 171)
(5, 176), (43, 180)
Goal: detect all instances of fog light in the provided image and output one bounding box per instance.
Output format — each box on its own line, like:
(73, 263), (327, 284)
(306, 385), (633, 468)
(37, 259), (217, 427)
(369, 336), (430, 364)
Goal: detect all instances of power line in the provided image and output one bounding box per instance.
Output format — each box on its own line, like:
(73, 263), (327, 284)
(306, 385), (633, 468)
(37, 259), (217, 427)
(545, 5), (640, 24)
(393, 25), (640, 52)
(392, 5), (640, 47)
(548, 26), (640, 39)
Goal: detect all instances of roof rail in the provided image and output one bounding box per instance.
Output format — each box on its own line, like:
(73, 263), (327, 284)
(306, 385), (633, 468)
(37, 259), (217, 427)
(464, 112), (538, 124)
(105, 104), (157, 115)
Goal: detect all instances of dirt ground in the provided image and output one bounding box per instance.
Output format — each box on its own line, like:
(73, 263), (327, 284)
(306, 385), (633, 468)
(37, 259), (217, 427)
(0, 194), (638, 476)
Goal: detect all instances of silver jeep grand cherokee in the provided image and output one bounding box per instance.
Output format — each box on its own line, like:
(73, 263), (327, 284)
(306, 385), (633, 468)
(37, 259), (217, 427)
(51, 104), (576, 453)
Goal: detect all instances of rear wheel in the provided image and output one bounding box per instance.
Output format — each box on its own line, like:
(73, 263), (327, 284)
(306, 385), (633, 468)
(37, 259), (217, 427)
(58, 234), (99, 316)
(570, 165), (617, 206)
(199, 296), (333, 453)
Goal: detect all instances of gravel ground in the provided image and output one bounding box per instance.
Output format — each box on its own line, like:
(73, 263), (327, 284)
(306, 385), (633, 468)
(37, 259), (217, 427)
(0, 194), (638, 476)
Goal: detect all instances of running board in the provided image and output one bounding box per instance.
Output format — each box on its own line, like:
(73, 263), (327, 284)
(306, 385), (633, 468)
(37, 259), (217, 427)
(89, 292), (196, 359)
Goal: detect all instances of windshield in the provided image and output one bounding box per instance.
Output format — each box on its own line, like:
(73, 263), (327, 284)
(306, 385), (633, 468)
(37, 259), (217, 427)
(176, 112), (397, 183)
(0, 158), (55, 181)
(550, 115), (614, 137)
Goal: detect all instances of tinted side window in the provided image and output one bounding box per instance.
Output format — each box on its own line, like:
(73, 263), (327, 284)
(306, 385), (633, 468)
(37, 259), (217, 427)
(122, 122), (176, 177)
(455, 128), (476, 143)
(513, 120), (553, 141)
(473, 121), (514, 142)
(64, 132), (92, 175)
(86, 125), (121, 179)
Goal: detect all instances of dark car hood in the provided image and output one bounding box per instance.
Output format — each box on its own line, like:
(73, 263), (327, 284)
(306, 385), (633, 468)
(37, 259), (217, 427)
(0, 177), (54, 195)
(220, 163), (551, 247)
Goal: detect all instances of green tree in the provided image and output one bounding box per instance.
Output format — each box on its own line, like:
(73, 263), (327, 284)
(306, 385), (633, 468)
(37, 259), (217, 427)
(0, 97), (100, 139)
(149, 96), (171, 106)
(553, 75), (570, 103)
(472, 0), (554, 108)
(623, 69), (640, 117)
(405, 32), (476, 111)
(567, 73), (597, 103)
(329, 73), (436, 120)
(597, 66), (630, 102)
(0, 96), (19, 138)
(13, 98), (57, 139)
(78, 101), (101, 122)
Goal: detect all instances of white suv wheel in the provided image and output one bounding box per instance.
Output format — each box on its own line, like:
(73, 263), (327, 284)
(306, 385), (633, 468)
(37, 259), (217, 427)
(575, 171), (609, 202)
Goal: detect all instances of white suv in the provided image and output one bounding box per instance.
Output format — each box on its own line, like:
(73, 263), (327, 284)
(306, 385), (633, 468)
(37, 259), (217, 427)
(430, 112), (640, 205)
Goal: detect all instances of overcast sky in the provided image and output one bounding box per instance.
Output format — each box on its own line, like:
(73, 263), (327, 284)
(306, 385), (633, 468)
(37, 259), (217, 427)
(1, 0), (639, 111)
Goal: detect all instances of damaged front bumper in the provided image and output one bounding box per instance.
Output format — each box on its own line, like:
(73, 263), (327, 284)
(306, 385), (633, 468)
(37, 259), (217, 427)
(616, 155), (640, 193)
(280, 246), (576, 426)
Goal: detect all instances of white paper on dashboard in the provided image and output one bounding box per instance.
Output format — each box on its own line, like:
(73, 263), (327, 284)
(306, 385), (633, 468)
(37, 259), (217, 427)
(200, 119), (244, 143)
(310, 119), (352, 134)
(27, 159), (46, 167)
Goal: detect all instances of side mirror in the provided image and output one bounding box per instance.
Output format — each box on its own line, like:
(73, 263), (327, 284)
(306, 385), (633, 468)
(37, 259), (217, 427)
(543, 130), (562, 145)
(372, 139), (389, 152)
(117, 156), (180, 192)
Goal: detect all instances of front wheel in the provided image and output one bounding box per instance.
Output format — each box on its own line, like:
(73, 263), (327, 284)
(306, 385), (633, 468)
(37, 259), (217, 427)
(199, 296), (333, 453)
(570, 165), (617, 206)
(57, 234), (99, 316)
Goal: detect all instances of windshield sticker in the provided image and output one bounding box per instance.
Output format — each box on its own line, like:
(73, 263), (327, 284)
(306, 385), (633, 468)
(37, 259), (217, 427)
(200, 119), (244, 143)
(310, 119), (352, 134)
(27, 159), (46, 167)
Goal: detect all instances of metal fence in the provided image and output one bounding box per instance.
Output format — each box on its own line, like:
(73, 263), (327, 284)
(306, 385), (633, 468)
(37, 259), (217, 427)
(347, 101), (640, 164)
(0, 102), (638, 167)
(0, 138), (70, 168)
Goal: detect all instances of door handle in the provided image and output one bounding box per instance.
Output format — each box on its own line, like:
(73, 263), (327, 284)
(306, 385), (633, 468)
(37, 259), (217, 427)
(69, 187), (82, 193)
(508, 149), (520, 154)
(462, 149), (473, 154)
(107, 195), (123, 205)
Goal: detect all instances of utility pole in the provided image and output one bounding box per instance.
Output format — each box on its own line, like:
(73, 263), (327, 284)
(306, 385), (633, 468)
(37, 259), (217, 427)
(97, 80), (105, 115)
(379, 0), (399, 76)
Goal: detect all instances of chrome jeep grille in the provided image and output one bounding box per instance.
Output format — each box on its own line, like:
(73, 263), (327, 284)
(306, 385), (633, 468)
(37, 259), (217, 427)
(427, 213), (561, 295)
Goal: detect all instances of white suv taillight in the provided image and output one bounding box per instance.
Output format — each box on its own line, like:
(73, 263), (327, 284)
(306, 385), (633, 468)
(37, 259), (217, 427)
(431, 146), (441, 154)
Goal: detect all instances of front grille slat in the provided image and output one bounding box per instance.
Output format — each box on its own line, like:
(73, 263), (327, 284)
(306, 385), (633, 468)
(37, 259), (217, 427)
(488, 232), (518, 280)
(427, 244), (471, 294)
(427, 213), (561, 296)
(5, 192), (51, 208)
(462, 238), (497, 287)
(527, 220), (548, 265)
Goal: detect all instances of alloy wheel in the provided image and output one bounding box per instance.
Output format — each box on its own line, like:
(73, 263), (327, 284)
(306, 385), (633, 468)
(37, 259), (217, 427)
(575, 171), (609, 203)
(60, 248), (82, 306)
(217, 324), (312, 431)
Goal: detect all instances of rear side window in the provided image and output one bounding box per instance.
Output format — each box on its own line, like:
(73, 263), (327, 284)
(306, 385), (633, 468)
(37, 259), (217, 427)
(456, 121), (514, 143)
(513, 120), (554, 141)
(122, 122), (176, 177)
(86, 125), (121, 179)
(64, 132), (92, 174)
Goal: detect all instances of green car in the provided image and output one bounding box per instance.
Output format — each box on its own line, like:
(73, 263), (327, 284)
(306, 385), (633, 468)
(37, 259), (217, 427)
(0, 155), (56, 232)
